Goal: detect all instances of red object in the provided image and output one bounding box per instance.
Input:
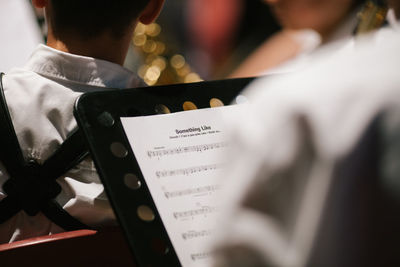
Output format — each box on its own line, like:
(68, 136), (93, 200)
(0, 228), (136, 266)
(187, 0), (243, 65)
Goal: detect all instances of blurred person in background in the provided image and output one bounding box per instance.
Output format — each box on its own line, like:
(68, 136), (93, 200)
(128, 0), (279, 85)
(159, 0), (279, 80)
(211, 0), (400, 266)
(0, 0), (164, 243)
(230, 0), (367, 77)
(182, 0), (280, 79)
(0, 0), (43, 72)
(184, 0), (243, 79)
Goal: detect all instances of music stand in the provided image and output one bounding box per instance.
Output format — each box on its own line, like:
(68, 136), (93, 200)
(73, 78), (254, 267)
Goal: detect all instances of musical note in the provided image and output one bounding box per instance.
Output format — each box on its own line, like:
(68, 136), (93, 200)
(164, 185), (221, 199)
(173, 206), (218, 219)
(147, 142), (229, 159)
(155, 163), (225, 178)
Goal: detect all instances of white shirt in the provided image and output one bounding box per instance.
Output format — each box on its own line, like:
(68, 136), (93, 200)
(212, 25), (400, 267)
(0, 44), (143, 243)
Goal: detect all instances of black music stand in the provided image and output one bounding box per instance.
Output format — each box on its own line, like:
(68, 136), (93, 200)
(73, 78), (254, 267)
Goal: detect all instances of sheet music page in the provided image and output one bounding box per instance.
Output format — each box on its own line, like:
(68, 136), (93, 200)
(121, 106), (238, 267)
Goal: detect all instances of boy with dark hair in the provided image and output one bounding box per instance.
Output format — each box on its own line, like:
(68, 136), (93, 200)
(0, 0), (164, 243)
(49, 0), (151, 39)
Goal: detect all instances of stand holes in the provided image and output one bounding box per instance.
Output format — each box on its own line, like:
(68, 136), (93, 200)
(183, 101), (197, 111)
(137, 205), (155, 222)
(110, 142), (128, 158)
(124, 174), (141, 190)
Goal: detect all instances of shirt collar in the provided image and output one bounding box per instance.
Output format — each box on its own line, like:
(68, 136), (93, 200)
(24, 44), (142, 89)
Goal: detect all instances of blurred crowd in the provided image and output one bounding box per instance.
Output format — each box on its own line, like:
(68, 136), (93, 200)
(1, 0), (280, 81)
(1, 0), (387, 83)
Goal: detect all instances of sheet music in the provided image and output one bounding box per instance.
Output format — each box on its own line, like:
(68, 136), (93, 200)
(121, 106), (237, 267)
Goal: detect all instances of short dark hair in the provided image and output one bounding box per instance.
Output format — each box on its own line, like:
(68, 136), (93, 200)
(49, 0), (150, 39)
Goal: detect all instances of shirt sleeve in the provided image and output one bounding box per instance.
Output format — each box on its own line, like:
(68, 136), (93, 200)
(210, 79), (338, 267)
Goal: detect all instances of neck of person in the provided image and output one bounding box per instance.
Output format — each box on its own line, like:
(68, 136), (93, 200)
(46, 26), (136, 66)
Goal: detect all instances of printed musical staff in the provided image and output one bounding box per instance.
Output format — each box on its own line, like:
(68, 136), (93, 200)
(182, 229), (213, 240)
(121, 104), (239, 266)
(164, 185), (221, 198)
(147, 142), (229, 159)
(191, 252), (211, 261)
(156, 163), (225, 178)
(173, 206), (218, 219)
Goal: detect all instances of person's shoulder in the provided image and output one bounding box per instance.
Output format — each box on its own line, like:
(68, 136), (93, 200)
(247, 29), (400, 103)
(5, 67), (37, 77)
(2, 68), (42, 91)
(230, 30), (400, 154)
(3, 66), (80, 106)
